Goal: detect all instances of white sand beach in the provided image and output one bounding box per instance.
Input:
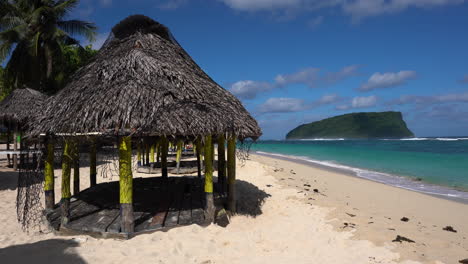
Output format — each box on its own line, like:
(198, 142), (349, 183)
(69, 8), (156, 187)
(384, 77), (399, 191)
(0, 151), (466, 264)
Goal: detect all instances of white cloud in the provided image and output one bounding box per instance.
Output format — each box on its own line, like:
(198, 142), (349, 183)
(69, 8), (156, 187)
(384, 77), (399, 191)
(258, 97), (309, 113)
(317, 94), (341, 104)
(158, 0), (188, 10)
(274, 67), (320, 88)
(218, 0), (464, 22)
(229, 80), (273, 99)
(336, 95), (378, 110)
(343, 0), (465, 22)
(99, 0), (112, 7)
(359, 70), (417, 91)
(389, 91), (468, 105)
(274, 65), (360, 88)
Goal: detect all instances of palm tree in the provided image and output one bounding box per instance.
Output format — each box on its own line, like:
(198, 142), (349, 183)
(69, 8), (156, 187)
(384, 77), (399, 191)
(0, 0), (96, 94)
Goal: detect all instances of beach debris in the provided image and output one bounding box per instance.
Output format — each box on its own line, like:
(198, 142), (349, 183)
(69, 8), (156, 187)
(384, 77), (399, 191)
(280, 178), (285, 181)
(273, 168), (284, 172)
(215, 209), (230, 228)
(342, 222), (356, 229)
(459, 258), (468, 264)
(443, 226), (457, 233)
(388, 228), (396, 231)
(400, 217), (410, 222)
(368, 222), (374, 224)
(290, 170), (296, 174)
(266, 184), (272, 187)
(304, 188), (310, 191)
(346, 213), (356, 217)
(303, 184), (311, 187)
(313, 189), (319, 193)
(392, 235), (415, 243)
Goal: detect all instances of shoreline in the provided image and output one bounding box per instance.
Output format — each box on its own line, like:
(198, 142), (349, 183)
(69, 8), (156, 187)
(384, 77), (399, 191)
(254, 150), (468, 205)
(250, 153), (468, 264)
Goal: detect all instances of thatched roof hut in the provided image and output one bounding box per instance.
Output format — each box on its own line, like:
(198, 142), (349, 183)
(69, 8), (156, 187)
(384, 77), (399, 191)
(32, 15), (261, 140)
(0, 88), (47, 128)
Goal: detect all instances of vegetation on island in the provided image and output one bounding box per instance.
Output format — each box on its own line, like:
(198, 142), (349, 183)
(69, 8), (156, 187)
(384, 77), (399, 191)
(0, 0), (98, 99)
(286, 111), (414, 139)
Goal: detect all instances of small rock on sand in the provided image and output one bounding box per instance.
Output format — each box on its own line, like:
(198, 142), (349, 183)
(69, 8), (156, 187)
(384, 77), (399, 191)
(459, 259), (468, 264)
(392, 235), (415, 243)
(401, 217), (409, 222)
(443, 226), (457, 233)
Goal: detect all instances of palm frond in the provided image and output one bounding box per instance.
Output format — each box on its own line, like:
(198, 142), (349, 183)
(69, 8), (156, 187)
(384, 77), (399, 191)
(0, 40), (14, 62)
(58, 20), (97, 42)
(53, 0), (79, 19)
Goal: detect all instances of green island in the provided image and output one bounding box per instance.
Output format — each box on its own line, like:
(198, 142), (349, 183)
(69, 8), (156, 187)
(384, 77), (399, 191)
(286, 111), (414, 139)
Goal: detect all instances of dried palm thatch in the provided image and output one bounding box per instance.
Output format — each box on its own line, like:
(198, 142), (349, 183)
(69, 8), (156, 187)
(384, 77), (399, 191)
(0, 88), (47, 128)
(32, 15), (261, 140)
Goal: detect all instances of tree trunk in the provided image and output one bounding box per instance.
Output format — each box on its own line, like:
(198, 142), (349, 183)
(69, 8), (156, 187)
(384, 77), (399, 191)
(73, 141), (80, 196)
(6, 124), (11, 167)
(161, 137), (168, 179)
(13, 126), (18, 171)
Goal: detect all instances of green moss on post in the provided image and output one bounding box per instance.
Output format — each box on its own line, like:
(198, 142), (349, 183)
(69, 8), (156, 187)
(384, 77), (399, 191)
(204, 135), (215, 222)
(217, 135), (226, 193)
(150, 143), (155, 163)
(72, 141), (80, 196)
(119, 136), (134, 233)
(227, 136), (236, 212)
(44, 140), (55, 210)
(90, 139), (97, 187)
(61, 140), (72, 225)
(161, 137), (168, 179)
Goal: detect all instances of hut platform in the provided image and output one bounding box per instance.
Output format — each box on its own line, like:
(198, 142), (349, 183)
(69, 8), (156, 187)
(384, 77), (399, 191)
(46, 177), (224, 239)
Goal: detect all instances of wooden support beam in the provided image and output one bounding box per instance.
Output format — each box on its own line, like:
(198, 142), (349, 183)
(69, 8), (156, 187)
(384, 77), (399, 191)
(90, 138), (97, 187)
(204, 135), (215, 222)
(137, 139), (142, 166)
(61, 140), (72, 225)
(44, 139), (55, 210)
(13, 126), (18, 171)
(119, 136), (134, 233)
(161, 137), (168, 179)
(175, 140), (183, 174)
(227, 136), (236, 213)
(195, 138), (202, 178)
(6, 124), (11, 167)
(150, 142), (155, 163)
(217, 135), (226, 193)
(72, 141), (80, 196)
(145, 140), (150, 166)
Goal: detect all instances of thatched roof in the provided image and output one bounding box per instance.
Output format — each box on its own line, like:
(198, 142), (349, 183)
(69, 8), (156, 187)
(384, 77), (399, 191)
(33, 15), (261, 140)
(0, 88), (47, 127)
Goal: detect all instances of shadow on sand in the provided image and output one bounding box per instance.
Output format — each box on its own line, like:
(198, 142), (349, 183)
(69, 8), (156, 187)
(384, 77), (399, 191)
(0, 239), (86, 264)
(235, 179), (271, 218)
(0, 170), (17, 191)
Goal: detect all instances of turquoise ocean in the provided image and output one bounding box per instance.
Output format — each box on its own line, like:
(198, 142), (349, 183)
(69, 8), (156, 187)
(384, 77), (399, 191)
(251, 138), (468, 202)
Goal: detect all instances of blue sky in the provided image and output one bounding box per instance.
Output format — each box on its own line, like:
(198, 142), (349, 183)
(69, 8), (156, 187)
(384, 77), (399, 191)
(73, 0), (468, 139)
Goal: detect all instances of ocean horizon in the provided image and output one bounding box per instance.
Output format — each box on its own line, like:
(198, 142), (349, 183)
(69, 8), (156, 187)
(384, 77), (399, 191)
(251, 137), (468, 202)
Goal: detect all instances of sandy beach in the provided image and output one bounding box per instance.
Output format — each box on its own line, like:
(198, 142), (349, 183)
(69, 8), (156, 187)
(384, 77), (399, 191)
(0, 150), (466, 264)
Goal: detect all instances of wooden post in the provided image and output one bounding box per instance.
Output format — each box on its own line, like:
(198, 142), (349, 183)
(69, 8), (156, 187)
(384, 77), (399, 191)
(156, 141), (161, 163)
(175, 140), (183, 174)
(72, 141), (80, 196)
(204, 135), (215, 222)
(119, 136), (134, 233)
(217, 135), (226, 193)
(13, 125), (18, 170)
(137, 139), (142, 166)
(227, 136), (236, 213)
(90, 138), (97, 187)
(195, 138), (202, 178)
(61, 140), (72, 225)
(6, 124), (11, 167)
(145, 140), (150, 166)
(161, 137), (168, 179)
(44, 139), (55, 211)
(150, 142), (155, 164)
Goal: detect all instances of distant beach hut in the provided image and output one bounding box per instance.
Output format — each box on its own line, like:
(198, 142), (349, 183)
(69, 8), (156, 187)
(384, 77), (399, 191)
(27, 15), (261, 236)
(0, 88), (46, 169)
